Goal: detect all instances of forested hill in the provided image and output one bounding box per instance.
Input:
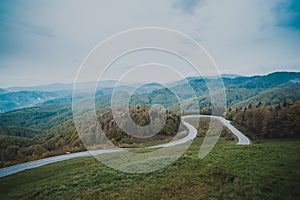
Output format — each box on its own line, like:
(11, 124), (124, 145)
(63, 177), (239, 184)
(223, 71), (300, 88)
(0, 106), (182, 167)
(0, 90), (72, 113)
(225, 101), (300, 140)
(169, 72), (300, 109)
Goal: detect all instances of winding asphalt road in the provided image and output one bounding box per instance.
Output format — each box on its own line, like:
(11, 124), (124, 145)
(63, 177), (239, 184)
(186, 115), (250, 145)
(0, 115), (249, 178)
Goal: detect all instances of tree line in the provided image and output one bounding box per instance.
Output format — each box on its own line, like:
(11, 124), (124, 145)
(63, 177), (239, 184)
(225, 101), (300, 139)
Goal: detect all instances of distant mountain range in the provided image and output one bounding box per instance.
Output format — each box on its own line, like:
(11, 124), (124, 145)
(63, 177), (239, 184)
(0, 90), (73, 113)
(0, 88), (7, 94)
(5, 80), (122, 92)
(0, 71), (299, 113)
(3, 74), (243, 92)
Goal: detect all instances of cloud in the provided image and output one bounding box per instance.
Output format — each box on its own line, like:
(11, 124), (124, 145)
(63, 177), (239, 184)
(173, 0), (205, 13)
(0, 0), (55, 59)
(273, 0), (300, 29)
(18, 22), (56, 38)
(0, 0), (299, 87)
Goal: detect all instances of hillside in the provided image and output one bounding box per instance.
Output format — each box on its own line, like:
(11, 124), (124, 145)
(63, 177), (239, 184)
(169, 72), (300, 110)
(0, 90), (71, 113)
(225, 101), (300, 140)
(234, 82), (300, 108)
(1, 138), (299, 199)
(0, 104), (72, 132)
(0, 106), (184, 167)
(0, 88), (7, 94)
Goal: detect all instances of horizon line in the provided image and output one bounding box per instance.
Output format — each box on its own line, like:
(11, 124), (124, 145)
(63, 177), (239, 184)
(2, 70), (299, 89)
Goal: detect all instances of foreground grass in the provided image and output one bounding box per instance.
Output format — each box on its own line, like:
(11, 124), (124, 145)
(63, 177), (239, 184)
(0, 138), (299, 200)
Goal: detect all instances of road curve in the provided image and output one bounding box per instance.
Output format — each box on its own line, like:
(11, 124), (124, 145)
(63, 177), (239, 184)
(185, 115), (250, 145)
(0, 115), (249, 178)
(147, 117), (198, 148)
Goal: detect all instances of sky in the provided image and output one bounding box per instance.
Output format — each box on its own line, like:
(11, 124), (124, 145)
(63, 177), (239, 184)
(0, 0), (300, 87)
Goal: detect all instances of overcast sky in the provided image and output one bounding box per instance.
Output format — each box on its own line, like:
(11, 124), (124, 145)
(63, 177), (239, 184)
(0, 0), (300, 87)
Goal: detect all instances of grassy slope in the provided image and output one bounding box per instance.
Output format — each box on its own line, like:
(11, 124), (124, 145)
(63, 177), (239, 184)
(0, 138), (299, 200)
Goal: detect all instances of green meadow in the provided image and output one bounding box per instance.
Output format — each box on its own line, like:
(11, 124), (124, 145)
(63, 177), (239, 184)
(1, 137), (299, 200)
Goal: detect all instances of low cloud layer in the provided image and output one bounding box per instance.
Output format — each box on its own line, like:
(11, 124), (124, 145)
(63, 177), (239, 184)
(0, 0), (299, 87)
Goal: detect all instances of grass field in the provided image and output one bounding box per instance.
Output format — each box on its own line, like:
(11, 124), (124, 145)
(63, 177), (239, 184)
(0, 137), (299, 200)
